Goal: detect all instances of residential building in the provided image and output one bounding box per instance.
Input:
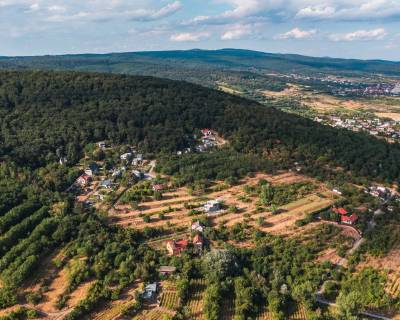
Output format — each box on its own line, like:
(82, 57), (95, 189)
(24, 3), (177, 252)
(76, 174), (91, 187)
(159, 266), (176, 276)
(166, 239), (189, 256)
(204, 199), (221, 213)
(142, 283), (158, 300)
(193, 234), (204, 250)
(191, 221), (204, 233)
(100, 179), (112, 189)
(341, 214), (358, 225)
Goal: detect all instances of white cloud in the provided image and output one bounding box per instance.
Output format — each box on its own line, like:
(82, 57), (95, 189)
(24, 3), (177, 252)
(46, 1), (182, 23)
(296, 6), (336, 18)
(47, 5), (66, 13)
(278, 27), (317, 39)
(330, 28), (387, 41)
(170, 32), (210, 42)
(151, 1), (181, 19)
(28, 3), (39, 11)
(221, 24), (252, 40)
(188, 0), (400, 25)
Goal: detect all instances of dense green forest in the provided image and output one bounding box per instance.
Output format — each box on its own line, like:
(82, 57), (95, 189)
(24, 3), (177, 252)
(1, 70), (400, 184)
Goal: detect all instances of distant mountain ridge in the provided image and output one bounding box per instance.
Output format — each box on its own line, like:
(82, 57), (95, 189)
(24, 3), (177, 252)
(1, 48), (400, 77)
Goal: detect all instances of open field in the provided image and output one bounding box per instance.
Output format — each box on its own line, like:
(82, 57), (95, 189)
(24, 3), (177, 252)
(375, 112), (400, 121)
(217, 82), (243, 95)
(263, 84), (400, 116)
(109, 172), (335, 245)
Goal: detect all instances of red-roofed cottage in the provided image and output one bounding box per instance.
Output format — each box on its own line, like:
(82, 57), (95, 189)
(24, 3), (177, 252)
(333, 207), (348, 216)
(166, 239), (189, 256)
(341, 214), (358, 225)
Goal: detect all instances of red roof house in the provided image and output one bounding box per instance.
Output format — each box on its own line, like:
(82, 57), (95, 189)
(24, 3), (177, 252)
(193, 234), (203, 247)
(166, 239), (189, 256)
(341, 214), (358, 225)
(201, 129), (212, 136)
(76, 174), (91, 187)
(333, 207), (348, 215)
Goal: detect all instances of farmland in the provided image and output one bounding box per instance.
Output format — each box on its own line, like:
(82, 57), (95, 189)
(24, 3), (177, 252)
(109, 171), (336, 242)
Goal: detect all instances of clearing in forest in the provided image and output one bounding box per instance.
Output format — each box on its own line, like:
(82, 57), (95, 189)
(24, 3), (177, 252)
(110, 171), (335, 241)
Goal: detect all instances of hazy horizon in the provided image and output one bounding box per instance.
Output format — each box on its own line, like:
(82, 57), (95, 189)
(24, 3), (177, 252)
(2, 47), (400, 63)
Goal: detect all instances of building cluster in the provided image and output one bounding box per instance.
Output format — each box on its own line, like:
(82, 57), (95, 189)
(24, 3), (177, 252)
(72, 144), (151, 207)
(331, 82), (400, 97)
(165, 221), (206, 256)
(332, 207), (358, 225)
(195, 129), (219, 152)
(364, 185), (395, 202)
(315, 116), (400, 141)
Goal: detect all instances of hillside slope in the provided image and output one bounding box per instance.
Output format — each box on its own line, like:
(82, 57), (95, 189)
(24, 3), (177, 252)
(1, 49), (400, 76)
(0, 70), (400, 182)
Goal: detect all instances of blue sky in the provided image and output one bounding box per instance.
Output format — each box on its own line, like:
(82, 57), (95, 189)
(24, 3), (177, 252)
(1, 0), (400, 60)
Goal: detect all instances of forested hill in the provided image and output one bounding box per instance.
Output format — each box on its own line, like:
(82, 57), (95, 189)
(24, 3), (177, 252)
(1, 49), (400, 78)
(1, 70), (400, 182)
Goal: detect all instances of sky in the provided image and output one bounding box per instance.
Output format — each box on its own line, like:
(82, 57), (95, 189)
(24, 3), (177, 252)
(1, 0), (400, 60)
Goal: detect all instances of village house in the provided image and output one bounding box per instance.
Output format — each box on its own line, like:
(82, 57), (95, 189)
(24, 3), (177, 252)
(159, 266), (176, 277)
(132, 170), (144, 180)
(201, 129), (212, 136)
(166, 239), (189, 256)
(142, 283), (158, 300)
(332, 207), (348, 216)
(100, 179), (112, 189)
(193, 234), (204, 251)
(332, 188), (342, 195)
(341, 213), (358, 225)
(132, 154), (144, 166)
(85, 163), (99, 177)
(120, 152), (133, 161)
(204, 199), (222, 215)
(76, 174), (91, 187)
(97, 141), (106, 149)
(191, 221), (204, 233)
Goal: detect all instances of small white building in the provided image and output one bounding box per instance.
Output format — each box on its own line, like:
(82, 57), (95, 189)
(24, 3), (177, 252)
(191, 221), (204, 233)
(98, 141), (106, 149)
(204, 199), (222, 214)
(120, 153), (133, 160)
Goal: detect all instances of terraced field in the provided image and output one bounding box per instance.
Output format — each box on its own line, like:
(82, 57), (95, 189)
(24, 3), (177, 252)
(110, 172), (334, 240)
(185, 279), (207, 320)
(160, 282), (180, 311)
(133, 307), (175, 320)
(257, 304), (308, 320)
